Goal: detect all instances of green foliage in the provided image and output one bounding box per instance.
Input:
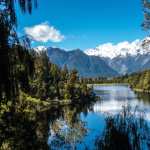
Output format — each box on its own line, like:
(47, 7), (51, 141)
(17, 50), (96, 103)
(0, 0), (37, 105)
(0, 45), (95, 106)
(81, 77), (108, 84)
(87, 70), (150, 93)
(108, 70), (150, 92)
(142, 0), (150, 30)
(0, 1), (96, 150)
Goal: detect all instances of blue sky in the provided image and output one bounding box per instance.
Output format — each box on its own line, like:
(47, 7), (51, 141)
(17, 0), (147, 50)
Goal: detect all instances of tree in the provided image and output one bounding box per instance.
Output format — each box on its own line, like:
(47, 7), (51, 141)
(69, 69), (78, 84)
(29, 51), (51, 99)
(50, 64), (61, 98)
(61, 64), (69, 82)
(0, 0), (37, 104)
(142, 0), (150, 30)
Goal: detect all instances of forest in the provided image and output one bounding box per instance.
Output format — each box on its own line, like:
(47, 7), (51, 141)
(0, 1), (96, 149)
(109, 70), (150, 93)
(83, 70), (150, 93)
(1, 0), (150, 150)
(0, 0), (96, 113)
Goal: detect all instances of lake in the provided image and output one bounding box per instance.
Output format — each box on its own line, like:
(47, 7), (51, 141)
(2, 84), (149, 149)
(48, 84), (150, 150)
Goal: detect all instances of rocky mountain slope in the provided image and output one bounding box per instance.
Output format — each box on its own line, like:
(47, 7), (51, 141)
(46, 47), (118, 77)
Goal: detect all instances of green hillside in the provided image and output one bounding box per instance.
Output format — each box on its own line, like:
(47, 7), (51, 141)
(112, 70), (150, 92)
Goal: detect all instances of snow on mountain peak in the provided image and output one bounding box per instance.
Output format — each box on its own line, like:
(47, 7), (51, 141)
(34, 46), (47, 52)
(85, 38), (150, 59)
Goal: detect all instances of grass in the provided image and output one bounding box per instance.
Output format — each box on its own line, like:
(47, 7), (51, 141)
(96, 106), (150, 150)
(22, 93), (50, 106)
(20, 92), (73, 108)
(133, 88), (150, 93)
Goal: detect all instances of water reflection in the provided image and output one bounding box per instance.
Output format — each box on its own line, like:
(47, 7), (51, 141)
(93, 85), (150, 119)
(48, 103), (95, 150)
(136, 92), (150, 105)
(48, 85), (150, 149)
(0, 101), (95, 150)
(0, 111), (49, 150)
(95, 106), (150, 150)
(48, 119), (87, 149)
(1, 85), (150, 149)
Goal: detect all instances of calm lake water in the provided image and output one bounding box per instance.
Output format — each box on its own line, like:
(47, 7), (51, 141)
(48, 84), (150, 150)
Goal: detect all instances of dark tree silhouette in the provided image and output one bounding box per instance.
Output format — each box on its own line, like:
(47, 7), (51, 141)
(0, 0), (37, 104)
(142, 0), (150, 30)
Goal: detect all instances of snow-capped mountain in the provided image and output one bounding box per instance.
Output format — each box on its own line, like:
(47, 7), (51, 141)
(85, 37), (150, 75)
(34, 46), (47, 52)
(85, 37), (150, 59)
(34, 37), (150, 77)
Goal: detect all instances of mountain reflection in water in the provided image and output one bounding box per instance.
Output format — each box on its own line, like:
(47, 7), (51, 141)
(48, 85), (150, 150)
(1, 85), (150, 150)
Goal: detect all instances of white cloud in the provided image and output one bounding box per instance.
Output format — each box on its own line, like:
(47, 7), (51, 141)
(85, 38), (150, 59)
(24, 22), (65, 43)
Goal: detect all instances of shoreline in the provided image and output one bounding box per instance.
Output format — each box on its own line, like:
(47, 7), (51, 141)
(88, 83), (150, 94)
(23, 92), (97, 107)
(133, 88), (150, 94)
(87, 83), (129, 86)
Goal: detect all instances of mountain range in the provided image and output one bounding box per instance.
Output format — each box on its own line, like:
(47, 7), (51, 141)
(85, 37), (150, 75)
(35, 37), (150, 77)
(46, 47), (118, 77)
(85, 37), (150, 59)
